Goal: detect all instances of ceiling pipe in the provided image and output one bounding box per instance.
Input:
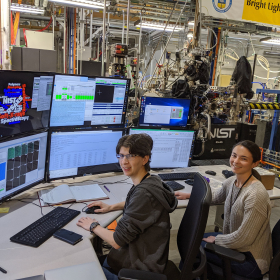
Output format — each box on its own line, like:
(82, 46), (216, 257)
(101, 0), (106, 76)
(126, 0), (130, 45)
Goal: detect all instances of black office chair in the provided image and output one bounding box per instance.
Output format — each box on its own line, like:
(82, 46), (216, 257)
(205, 218), (280, 280)
(118, 173), (212, 280)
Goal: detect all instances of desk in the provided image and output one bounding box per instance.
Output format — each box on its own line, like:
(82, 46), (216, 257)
(1, 165), (280, 279)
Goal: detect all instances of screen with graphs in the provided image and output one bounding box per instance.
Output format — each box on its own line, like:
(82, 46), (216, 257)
(50, 75), (129, 128)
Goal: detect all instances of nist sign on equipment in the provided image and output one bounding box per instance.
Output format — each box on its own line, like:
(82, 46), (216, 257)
(210, 128), (235, 139)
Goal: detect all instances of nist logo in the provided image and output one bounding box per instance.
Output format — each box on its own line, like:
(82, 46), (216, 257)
(210, 128), (235, 139)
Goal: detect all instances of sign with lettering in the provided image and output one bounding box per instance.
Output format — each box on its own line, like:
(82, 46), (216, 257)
(202, 0), (280, 26)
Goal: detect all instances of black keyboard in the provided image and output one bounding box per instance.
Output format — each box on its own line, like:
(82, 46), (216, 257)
(158, 172), (197, 181)
(165, 181), (185, 191)
(10, 207), (80, 247)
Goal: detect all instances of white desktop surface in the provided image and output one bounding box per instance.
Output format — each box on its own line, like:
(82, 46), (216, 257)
(1, 165), (280, 279)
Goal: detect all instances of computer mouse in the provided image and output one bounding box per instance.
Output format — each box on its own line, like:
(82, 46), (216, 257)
(85, 206), (101, 214)
(184, 179), (194, 185)
(205, 170), (216, 176)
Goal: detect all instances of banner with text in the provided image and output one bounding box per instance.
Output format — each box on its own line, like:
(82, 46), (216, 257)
(202, 0), (280, 27)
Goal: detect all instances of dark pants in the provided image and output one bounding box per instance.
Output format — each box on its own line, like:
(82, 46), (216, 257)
(101, 257), (119, 280)
(203, 232), (263, 279)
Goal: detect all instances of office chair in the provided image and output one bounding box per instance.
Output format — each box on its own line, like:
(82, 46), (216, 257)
(118, 173), (212, 280)
(204, 218), (280, 280)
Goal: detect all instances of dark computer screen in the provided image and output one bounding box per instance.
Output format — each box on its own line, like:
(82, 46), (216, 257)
(129, 128), (195, 168)
(49, 75), (130, 128)
(0, 71), (53, 138)
(46, 129), (124, 181)
(0, 131), (48, 203)
(139, 97), (190, 128)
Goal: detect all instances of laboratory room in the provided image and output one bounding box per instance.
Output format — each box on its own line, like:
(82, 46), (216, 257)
(1, 0), (280, 279)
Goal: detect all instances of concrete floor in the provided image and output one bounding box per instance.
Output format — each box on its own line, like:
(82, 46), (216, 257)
(168, 199), (280, 267)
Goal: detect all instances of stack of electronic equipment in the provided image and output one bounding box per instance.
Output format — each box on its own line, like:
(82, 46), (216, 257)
(0, 70), (194, 247)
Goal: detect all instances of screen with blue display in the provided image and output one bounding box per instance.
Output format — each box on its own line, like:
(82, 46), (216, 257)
(139, 97), (190, 127)
(0, 70), (53, 138)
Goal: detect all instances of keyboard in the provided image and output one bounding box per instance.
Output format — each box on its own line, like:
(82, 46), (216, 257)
(158, 172), (197, 181)
(165, 181), (185, 191)
(10, 207), (80, 247)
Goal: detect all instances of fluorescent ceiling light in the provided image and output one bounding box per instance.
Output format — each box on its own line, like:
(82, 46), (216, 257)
(10, 3), (44, 14)
(136, 21), (183, 32)
(48, 0), (108, 9)
(260, 37), (280, 45)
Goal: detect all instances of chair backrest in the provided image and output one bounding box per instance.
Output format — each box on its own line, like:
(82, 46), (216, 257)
(177, 173), (212, 279)
(269, 219), (280, 280)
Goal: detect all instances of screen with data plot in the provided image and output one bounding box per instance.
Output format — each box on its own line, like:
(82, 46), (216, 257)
(49, 75), (130, 128)
(0, 132), (47, 202)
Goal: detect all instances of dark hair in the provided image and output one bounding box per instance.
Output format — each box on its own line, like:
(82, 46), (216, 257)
(116, 134), (153, 171)
(232, 140), (261, 163)
(232, 140), (261, 180)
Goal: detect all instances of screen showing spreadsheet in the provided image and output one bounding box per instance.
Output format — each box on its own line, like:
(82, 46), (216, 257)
(49, 75), (129, 127)
(47, 129), (123, 180)
(0, 70), (53, 138)
(0, 131), (48, 203)
(129, 128), (194, 168)
(139, 96), (190, 128)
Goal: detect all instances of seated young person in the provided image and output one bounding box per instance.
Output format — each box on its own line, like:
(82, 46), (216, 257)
(77, 134), (177, 279)
(175, 140), (272, 279)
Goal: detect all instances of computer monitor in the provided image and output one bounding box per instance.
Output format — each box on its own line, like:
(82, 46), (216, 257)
(0, 70), (54, 139)
(0, 131), (48, 203)
(139, 96), (190, 128)
(49, 75), (130, 128)
(46, 129), (124, 181)
(129, 128), (195, 168)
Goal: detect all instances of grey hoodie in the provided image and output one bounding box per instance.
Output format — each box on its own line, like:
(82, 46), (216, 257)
(107, 175), (178, 274)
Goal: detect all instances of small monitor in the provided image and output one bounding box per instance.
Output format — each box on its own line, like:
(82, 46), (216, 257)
(129, 128), (195, 168)
(50, 75), (130, 128)
(0, 70), (54, 138)
(0, 131), (48, 203)
(139, 96), (190, 128)
(47, 129), (124, 181)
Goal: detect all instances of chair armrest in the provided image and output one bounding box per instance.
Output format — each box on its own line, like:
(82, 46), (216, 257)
(118, 268), (167, 280)
(205, 243), (246, 263)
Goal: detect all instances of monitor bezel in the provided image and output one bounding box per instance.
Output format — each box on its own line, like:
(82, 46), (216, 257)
(0, 129), (48, 204)
(0, 70), (55, 140)
(128, 127), (195, 169)
(45, 127), (125, 182)
(138, 96), (191, 129)
(49, 73), (130, 129)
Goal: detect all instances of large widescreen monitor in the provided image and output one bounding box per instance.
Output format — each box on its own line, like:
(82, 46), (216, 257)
(46, 129), (124, 181)
(0, 131), (48, 203)
(0, 71), (53, 139)
(129, 128), (195, 168)
(49, 75), (130, 128)
(139, 96), (190, 128)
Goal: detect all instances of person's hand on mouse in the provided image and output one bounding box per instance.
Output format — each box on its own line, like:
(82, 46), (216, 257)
(87, 201), (111, 213)
(174, 191), (191, 200)
(77, 217), (97, 231)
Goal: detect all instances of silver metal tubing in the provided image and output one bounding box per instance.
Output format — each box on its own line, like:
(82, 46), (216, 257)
(126, 0), (130, 45)
(101, 0), (106, 76)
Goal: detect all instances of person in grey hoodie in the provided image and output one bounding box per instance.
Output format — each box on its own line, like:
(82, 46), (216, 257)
(77, 133), (178, 280)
